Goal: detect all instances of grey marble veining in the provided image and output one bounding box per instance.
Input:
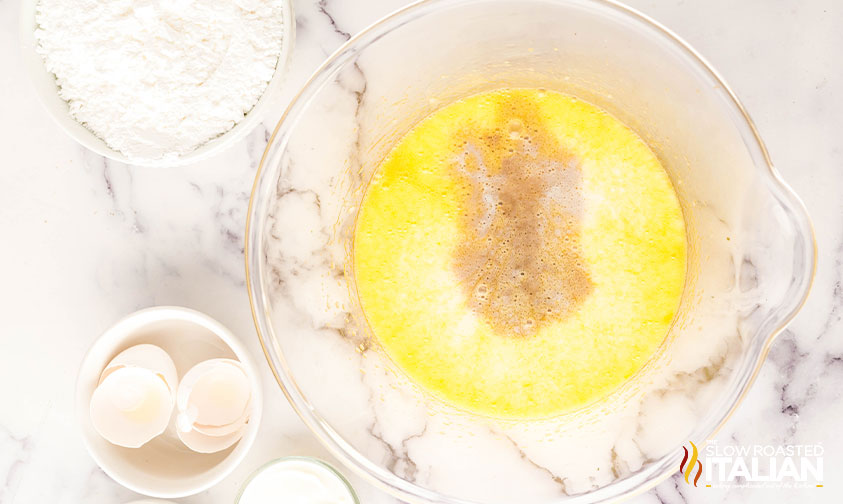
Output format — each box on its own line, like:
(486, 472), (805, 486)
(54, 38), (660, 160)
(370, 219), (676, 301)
(0, 0), (840, 503)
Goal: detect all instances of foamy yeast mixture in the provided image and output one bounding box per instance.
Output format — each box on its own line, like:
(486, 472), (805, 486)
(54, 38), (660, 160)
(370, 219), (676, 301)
(353, 88), (686, 418)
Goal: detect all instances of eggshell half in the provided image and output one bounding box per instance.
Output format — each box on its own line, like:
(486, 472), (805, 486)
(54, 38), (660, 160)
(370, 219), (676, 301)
(90, 367), (175, 448)
(99, 344), (178, 393)
(176, 423), (247, 454)
(176, 358), (251, 437)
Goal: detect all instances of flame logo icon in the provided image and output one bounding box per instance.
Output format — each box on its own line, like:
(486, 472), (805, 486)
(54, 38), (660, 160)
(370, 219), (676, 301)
(680, 441), (703, 486)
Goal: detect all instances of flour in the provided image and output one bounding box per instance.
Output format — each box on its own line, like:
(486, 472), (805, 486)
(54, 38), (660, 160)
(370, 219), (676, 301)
(34, 0), (285, 162)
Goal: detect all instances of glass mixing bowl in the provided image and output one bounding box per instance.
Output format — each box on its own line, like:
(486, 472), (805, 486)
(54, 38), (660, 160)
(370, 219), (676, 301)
(245, 1), (816, 502)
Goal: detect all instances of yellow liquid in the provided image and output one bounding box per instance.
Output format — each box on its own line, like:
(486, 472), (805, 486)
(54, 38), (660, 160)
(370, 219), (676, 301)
(353, 88), (686, 418)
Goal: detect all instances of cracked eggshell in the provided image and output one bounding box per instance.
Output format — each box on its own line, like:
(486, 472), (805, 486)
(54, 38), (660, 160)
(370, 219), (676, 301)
(100, 344), (178, 393)
(176, 358), (252, 438)
(90, 366), (175, 448)
(177, 423), (248, 454)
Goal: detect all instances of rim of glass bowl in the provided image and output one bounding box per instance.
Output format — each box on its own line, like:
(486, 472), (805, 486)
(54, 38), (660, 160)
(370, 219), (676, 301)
(245, 1), (817, 502)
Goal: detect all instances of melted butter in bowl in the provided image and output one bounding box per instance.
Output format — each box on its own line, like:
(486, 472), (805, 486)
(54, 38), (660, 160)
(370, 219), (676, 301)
(353, 88), (687, 419)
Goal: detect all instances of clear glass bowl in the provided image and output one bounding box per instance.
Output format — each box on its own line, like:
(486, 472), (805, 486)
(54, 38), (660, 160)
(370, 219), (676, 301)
(245, 1), (816, 502)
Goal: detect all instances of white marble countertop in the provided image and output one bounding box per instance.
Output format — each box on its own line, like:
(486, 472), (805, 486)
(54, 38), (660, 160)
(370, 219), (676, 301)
(1, 0), (840, 503)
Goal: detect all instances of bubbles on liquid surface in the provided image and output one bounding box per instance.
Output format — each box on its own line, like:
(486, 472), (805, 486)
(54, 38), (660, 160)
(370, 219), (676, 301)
(449, 92), (592, 336)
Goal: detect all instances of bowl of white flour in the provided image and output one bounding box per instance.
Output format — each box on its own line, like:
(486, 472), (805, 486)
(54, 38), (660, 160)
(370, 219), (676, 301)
(20, 0), (294, 167)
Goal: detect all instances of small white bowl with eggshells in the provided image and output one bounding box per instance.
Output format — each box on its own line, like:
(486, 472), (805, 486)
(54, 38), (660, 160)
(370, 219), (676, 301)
(76, 306), (263, 498)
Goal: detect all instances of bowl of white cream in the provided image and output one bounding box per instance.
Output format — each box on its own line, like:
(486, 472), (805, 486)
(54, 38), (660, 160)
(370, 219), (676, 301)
(19, 0), (294, 166)
(236, 457), (359, 504)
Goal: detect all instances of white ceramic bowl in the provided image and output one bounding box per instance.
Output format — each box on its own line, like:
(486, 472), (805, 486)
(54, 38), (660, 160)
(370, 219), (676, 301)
(76, 306), (264, 498)
(18, 0), (294, 167)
